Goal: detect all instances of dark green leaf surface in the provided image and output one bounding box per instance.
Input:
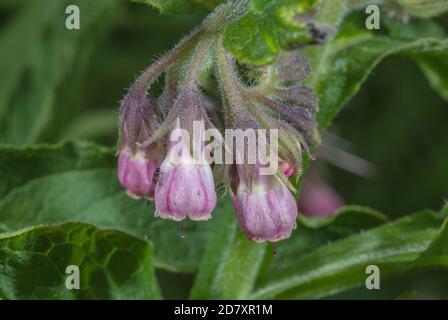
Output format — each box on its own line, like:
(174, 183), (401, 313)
(0, 222), (161, 299)
(252, 209), (448, 299)
(306, 12), (448, 130)
(0, 142), (215, 272)
(191, 204), (388, 299)
(264, 205), (388, 276)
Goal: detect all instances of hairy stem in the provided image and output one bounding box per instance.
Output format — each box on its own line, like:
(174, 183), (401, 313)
(129, 0), (248, 98)
(130, 27), (204, 97)
(215, 35), (247, 119)
(185, 39), (212, 87)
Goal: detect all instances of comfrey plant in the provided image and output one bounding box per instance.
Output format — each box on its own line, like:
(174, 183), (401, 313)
(117, 1), (329, 243)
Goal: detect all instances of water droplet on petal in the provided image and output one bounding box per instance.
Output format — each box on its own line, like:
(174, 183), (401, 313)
(179, 222), (185, 239)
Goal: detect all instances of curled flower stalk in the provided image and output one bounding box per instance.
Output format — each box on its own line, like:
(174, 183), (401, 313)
(116, 1), (326, 243)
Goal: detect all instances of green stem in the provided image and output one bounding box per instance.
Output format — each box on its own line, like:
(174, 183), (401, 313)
(130, 0), (246, 97)
(130, 27), (204, 97)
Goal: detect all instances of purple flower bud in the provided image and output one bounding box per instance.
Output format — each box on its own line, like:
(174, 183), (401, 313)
(117, 84), (164, 200)
(280, 161), (295, 178)
(117, 146), (163, 200)
(231, 166), (298, 243)
(154, 120), (217, 221)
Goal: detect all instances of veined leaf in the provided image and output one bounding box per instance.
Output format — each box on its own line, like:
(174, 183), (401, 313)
(223, 0), (337, 66)
(0, 222), (161, 299)
(190, 206), (387, 299)
(262, 205), (388, 277)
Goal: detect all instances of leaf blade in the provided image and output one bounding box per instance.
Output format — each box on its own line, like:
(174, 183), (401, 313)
(0, 222), (161, 299)
(252, 210), (447, 299)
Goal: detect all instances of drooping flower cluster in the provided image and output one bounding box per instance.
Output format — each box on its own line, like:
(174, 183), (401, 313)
(116, 3), (328, 244)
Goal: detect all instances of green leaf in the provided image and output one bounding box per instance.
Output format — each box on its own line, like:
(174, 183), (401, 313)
(131, 0), (224, 14)
(0, 142), (214, 273)
(223, 0), (333, 66)
(306, 12), (448, 130)
(298, 205), (388, 229)
(415, 208), (448, 266)
(251, 209), (448, 299)
(0, 222), (161, 299)
(190, 210), (266, 299)
(413, 52), (448, 103)
(0, 0), (120, 145)
(191, 205), (387, 299)
(263, 205), (388, 276)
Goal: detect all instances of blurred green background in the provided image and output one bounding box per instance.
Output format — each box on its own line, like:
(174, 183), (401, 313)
(1, 0), (447, 299)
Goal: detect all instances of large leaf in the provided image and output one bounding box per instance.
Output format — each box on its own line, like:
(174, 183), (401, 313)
(0, 142), (217, 272)
(264, 205), (388, 275)
(306, 11), (448, 130)
(0, 222), (161, 299)
(251, 209), (448, 299)
(0, 0), (120, 145)
(190, 204), (388, 299)
(190, 212), (266, 299)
